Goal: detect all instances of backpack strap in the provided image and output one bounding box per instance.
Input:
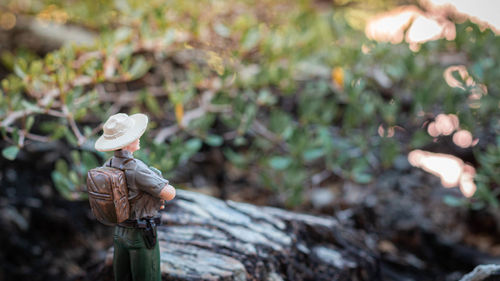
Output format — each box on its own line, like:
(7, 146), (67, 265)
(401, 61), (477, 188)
(103, 157), (112, 168)
(107, 157), (134, 170)
(108, 157), (143, 203)
(120, 158), (134, 170)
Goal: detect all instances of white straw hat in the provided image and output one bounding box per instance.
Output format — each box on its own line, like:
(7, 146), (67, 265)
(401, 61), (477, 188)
(95, 113), (148, 152)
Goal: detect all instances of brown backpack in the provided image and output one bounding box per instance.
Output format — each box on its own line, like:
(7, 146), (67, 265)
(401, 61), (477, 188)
(86, 159), (132, 226)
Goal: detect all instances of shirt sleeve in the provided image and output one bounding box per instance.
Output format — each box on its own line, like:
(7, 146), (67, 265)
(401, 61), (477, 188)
(133, 160), (168, 198)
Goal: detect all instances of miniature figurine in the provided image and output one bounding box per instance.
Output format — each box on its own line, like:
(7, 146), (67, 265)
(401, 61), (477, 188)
(88, 113), (176, 281)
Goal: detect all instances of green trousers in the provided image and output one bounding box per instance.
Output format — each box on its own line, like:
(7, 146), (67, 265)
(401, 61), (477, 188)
(113, 226), (161, 281)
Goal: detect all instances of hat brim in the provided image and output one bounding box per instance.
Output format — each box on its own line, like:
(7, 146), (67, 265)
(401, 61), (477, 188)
(94, 113), (148, 152)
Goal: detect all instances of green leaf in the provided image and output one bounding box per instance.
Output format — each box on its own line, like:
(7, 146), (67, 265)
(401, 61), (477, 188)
(269, 156), (292, 170)
(303, 148), (324, 161)
(234, 136), (247, 146)
(269, 109), (291, 135)
(14, 64), (26, 79)
(214, 23), (231, 38)
(162, 28), (176, 46)
(25, 116), (34, 131)
(1, 79), (9, 91)
(29, 60), (43, 75)
(223, 148), (247, 168)
(51, 125), (67, 140)
(470, 201), (486, 210)
(238, 104), (257, 134)
(242, 27), (260, 50)
(114, 27), (132, 42)
(116, 45), (134, 60)
(443, 195), (465, 207)
(82, 151), (99, 171)
(205, 134), (223, 146)
(352, 172), (372, 184)
(185, 138), (202, 152)
(143, 91), (161, 115)
(71, 150), (81, 164)
(11, 127), (19, 145)
(51, 171), (75, 200)
(68, 171), (79, 185)
(21, 100), (41, 113)
(410, 130), (432, 148)
(128, 56), (150, 79)
(114, 0), (131, 13)
(74, 107), (88, 120)
(64, 129), (78, 146)
(0, 126), (6, 139)
(257, 89), (277, 106)
(2, 146), (19, 160)
(352, 160), (373, 184)
(55, 159), (69, 175)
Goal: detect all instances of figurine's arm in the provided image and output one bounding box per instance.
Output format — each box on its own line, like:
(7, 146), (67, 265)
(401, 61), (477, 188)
(144, 165), (175, 200)
(134, 160), (175, 201)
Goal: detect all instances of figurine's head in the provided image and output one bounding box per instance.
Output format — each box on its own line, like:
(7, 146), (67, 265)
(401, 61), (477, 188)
(95, 113), (148, 152)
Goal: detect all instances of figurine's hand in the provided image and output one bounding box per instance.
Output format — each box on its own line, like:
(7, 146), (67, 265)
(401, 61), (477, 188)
(160, 200), (166, 209)
(160, 184), (176, 201)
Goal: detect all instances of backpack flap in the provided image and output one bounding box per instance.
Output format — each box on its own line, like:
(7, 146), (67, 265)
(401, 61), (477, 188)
(110, 169), (130, 223)
(87, 166), (130, 225)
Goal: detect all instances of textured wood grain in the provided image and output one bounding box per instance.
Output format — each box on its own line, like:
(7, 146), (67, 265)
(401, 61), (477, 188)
(99, 190), (380, 281)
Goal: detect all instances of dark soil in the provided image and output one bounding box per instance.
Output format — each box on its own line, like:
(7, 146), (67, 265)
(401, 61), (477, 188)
(0, 146), (112, 281)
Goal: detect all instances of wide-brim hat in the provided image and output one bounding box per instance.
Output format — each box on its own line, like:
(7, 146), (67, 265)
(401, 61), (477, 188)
(95, 113), (148, 152)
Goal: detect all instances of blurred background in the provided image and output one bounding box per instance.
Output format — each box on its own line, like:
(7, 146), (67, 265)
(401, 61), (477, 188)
(0, 0), (499, 280)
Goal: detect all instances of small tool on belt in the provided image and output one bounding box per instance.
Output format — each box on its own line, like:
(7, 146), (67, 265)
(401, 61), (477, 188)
(138, 218), (158, 249)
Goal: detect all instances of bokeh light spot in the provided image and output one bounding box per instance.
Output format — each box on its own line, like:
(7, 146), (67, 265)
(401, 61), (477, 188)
(427, 121), (439, 137)
(365, 6), (419, 44)
(331, 67), (344, 89)
(406, 14), (454, 44)
(378, 124), (395, 138)
(435, 113), (459, 136)
(444, 65), (474, 90)
(0, 12), (16, 30)
(453, 129), (473, 148)
(408, 150), (477, 197)
(421, 0), (500, 34)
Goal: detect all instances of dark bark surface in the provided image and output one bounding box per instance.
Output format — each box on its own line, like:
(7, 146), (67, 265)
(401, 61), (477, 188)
(97, 190), (380, 281)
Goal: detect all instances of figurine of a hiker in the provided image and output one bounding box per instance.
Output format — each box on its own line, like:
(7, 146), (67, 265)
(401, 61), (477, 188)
(87, 113), (176, 281)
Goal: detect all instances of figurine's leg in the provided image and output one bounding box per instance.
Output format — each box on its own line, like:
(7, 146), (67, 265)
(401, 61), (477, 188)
(113, 226), (133, 281)
(129, 229), (161, 281)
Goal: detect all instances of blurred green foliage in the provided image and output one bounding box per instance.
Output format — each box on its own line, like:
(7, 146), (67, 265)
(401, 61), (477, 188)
(474, 137), (500, 208)
(0, 0), (499, 207)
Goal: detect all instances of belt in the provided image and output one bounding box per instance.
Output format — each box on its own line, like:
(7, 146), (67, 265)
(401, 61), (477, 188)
(118, 216), (161, 228)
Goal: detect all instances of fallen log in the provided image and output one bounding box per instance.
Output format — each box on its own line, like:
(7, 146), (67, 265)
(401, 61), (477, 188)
(96, 190), (381, 281)
(459, 264), (500, 281)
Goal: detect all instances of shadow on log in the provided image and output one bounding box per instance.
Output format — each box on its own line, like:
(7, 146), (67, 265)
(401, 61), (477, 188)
(97, 190), (381, 281)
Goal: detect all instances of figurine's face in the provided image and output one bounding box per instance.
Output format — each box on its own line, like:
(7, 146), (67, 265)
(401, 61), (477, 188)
(124, 138), (140, 153)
